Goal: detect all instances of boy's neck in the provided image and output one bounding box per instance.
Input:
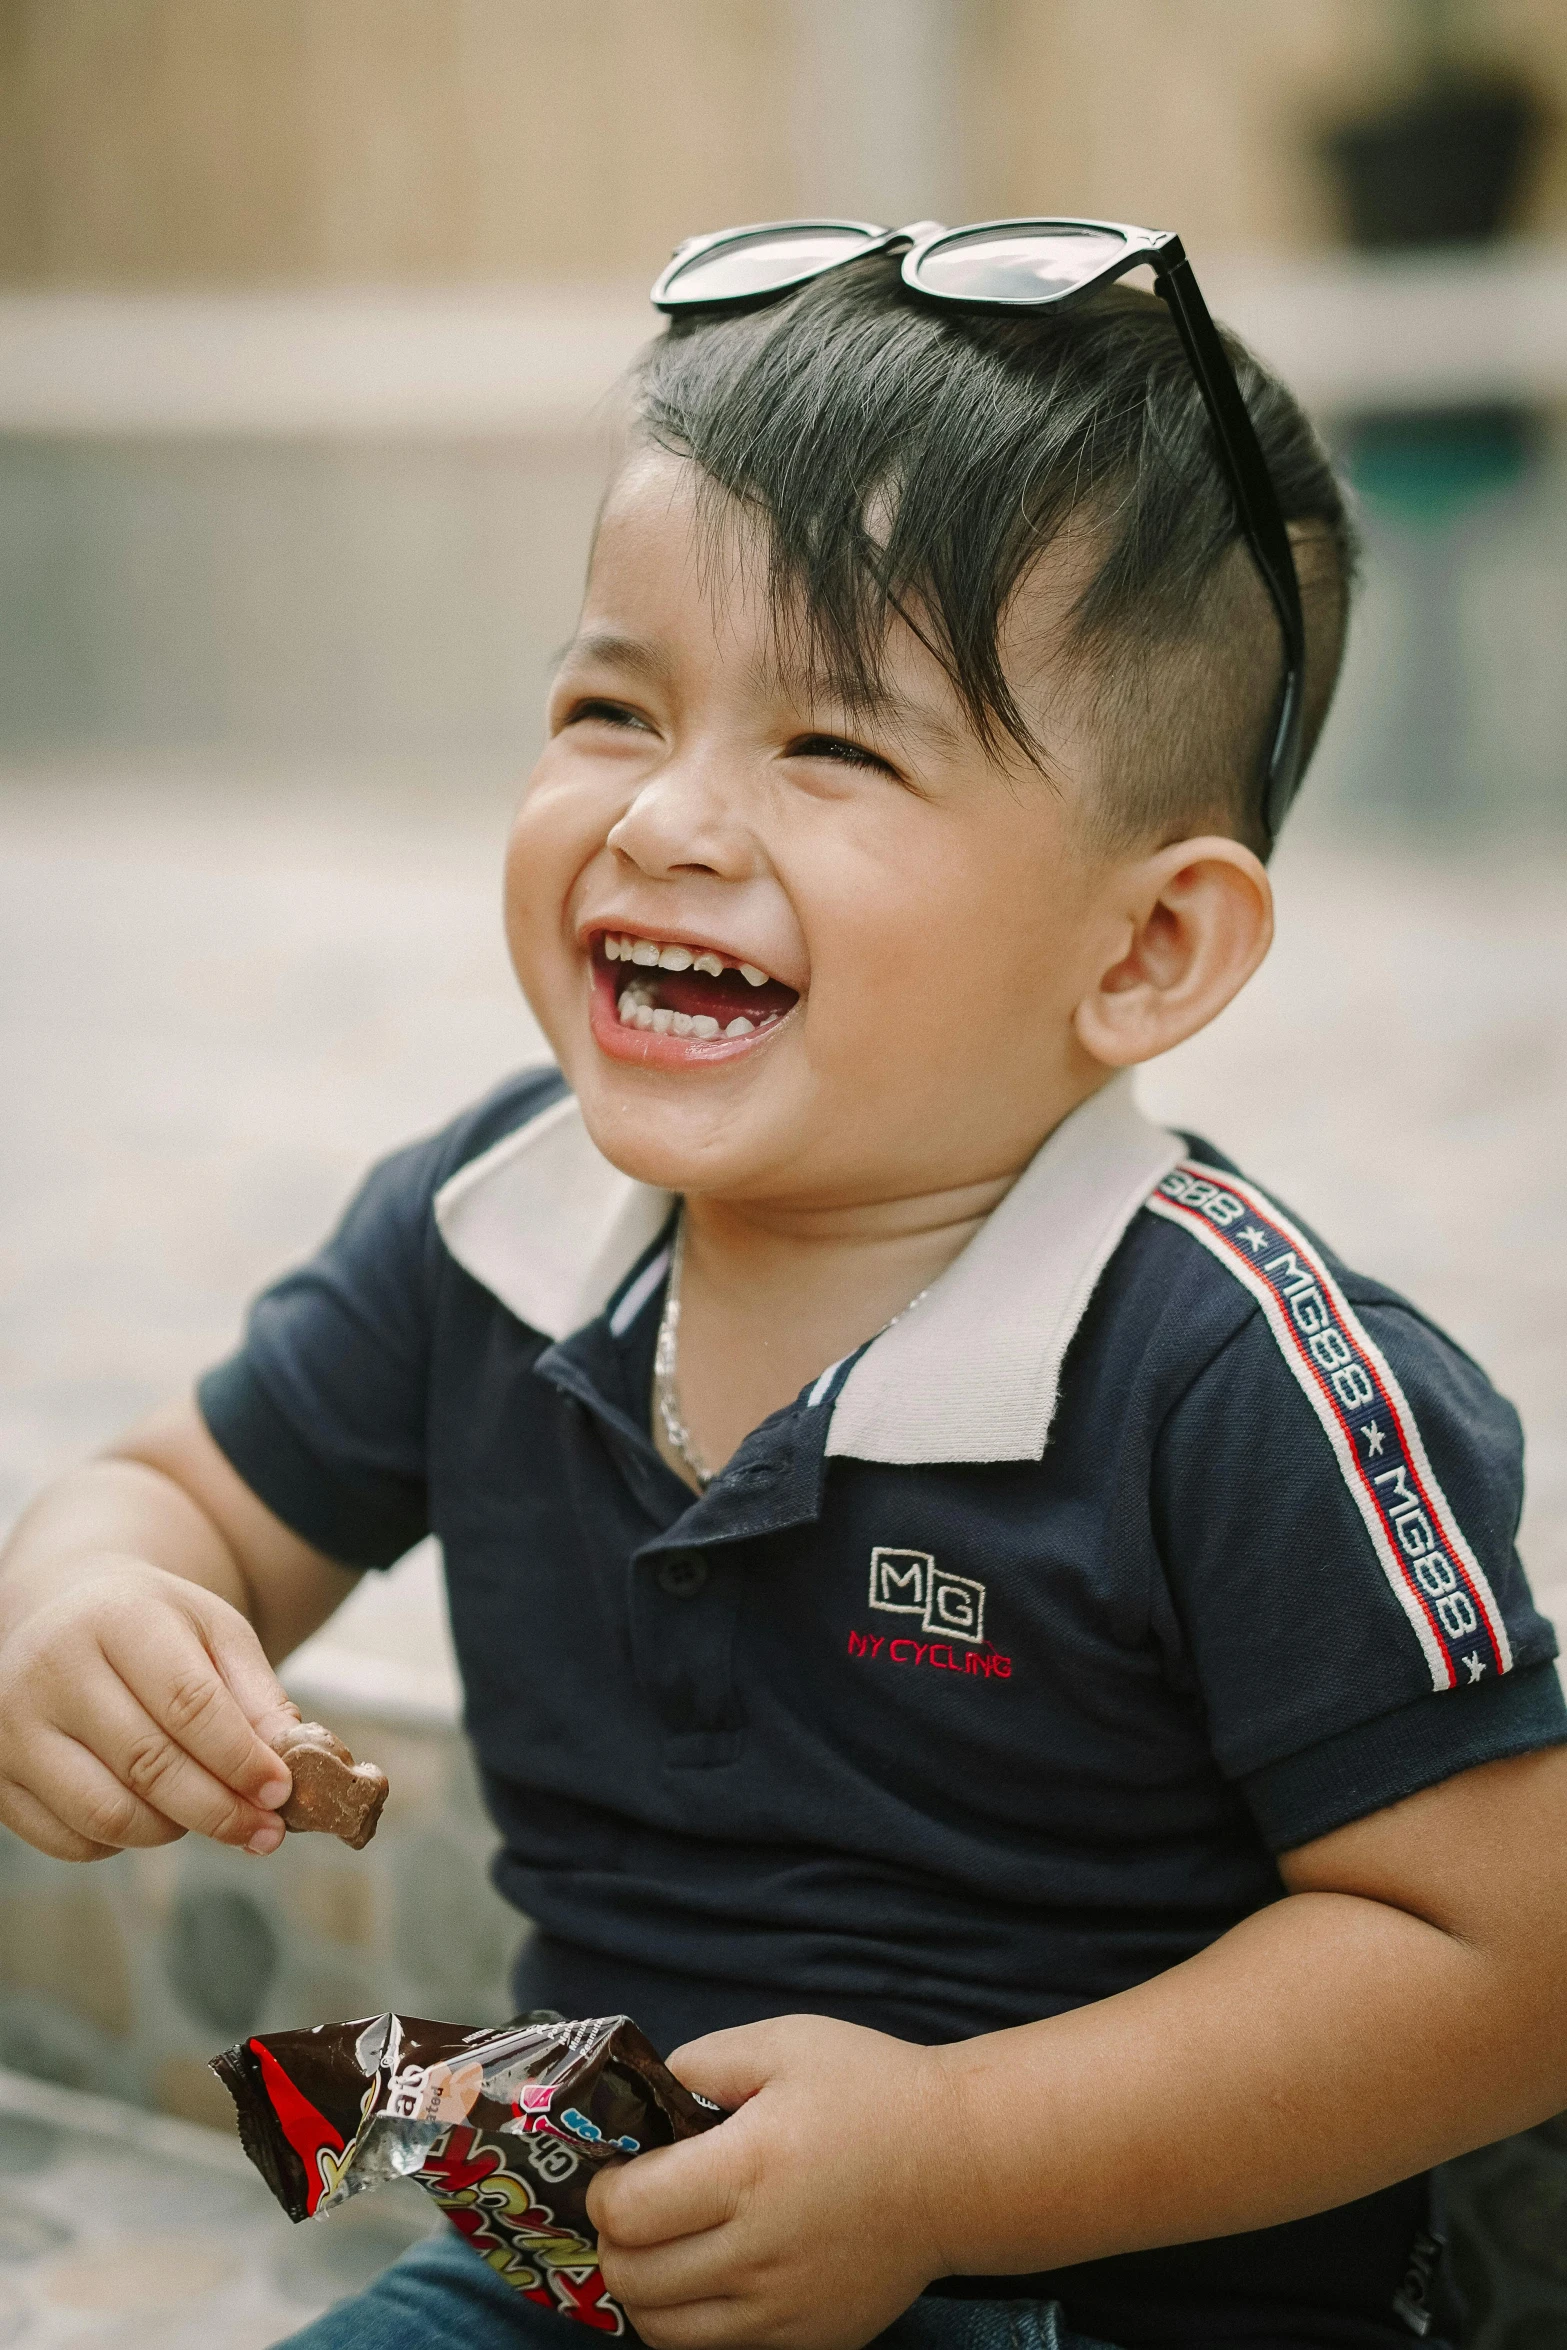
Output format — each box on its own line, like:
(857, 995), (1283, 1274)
(677, 1063), (1116, 1278)
(662, 1074), (1112, 1483)
(682, 1173), (1012, 1282)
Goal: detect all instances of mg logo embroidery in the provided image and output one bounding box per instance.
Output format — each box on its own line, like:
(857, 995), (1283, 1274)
(867, 1548), (986, 1644)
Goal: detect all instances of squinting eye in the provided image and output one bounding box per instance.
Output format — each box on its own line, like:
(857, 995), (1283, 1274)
(563, 697), (653, 732)
(787, 732), (897, 775)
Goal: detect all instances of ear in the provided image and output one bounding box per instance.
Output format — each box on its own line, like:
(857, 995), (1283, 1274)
(1073, 836), (1273, 1069)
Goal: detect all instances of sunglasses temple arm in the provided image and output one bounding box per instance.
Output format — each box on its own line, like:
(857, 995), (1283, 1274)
(1152, 247), (1307, 840)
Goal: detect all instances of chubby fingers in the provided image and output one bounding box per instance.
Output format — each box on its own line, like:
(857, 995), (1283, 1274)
(51, 1660), (287, 1852)
(0, 1767), (123, 1864)
(588, 2131), (744, 2252)
(90, 1577), (298, 1831)
(6, 1573), (300, 1854)
(601, 2295), (746, 2350)
(591, 2143), (750, 2347)
(0, 1726), (191, 1858)
(663, 2019), (790, 2112)
(199, 1595), (302, 1754)
(596, 2220), (739, 2318)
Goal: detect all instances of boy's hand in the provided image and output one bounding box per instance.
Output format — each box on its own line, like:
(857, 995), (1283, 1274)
(0, 1557), (300, 1862)
(588, 2015), (958, 2350)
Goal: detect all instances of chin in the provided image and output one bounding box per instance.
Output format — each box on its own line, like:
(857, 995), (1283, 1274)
(583, 1101), (746, 1195)
(566, 1055), (795, 1200)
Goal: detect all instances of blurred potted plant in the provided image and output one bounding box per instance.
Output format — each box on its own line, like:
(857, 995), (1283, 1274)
(1322, 0), (1543, 249)
(1315, 3), (1552, 829)
(1321, 0), (1547, 533)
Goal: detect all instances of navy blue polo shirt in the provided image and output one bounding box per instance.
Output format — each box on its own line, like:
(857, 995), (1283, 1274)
(199, 1067), (1564, 2350)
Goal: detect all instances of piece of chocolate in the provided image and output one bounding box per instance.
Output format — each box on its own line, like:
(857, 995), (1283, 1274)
(273, 1719), (389, 1850)
(211, 2009), (726, 2333)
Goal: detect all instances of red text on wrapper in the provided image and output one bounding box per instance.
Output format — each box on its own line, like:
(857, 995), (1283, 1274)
(420, 2124), (624, 2333)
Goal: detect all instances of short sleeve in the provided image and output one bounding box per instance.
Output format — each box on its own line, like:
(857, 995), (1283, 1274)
(197, 1070), (566, 1570)
(1152, 1291), (1565, 1852)
(198, 1133), (447, 1569)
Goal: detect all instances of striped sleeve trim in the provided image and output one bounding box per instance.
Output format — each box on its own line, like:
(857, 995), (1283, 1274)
(1147, 1160), (1513, 1694)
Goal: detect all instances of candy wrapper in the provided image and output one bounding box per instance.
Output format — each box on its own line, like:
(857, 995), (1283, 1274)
(212, 2009), (723, 2332)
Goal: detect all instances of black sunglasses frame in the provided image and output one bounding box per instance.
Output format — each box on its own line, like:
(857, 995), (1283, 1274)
(653, 216), (1306, 847)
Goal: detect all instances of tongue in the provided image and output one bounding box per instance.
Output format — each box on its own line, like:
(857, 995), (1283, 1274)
(653, 968), (797, 1022)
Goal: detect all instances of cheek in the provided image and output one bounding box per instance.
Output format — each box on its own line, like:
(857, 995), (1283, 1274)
(802, 803), (1086, 1068)
(809, 830), (1023, 1018)
(502, 763), (615, 977)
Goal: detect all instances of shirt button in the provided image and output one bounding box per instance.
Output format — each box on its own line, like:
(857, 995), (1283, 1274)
(656, 1552), (709, 1599)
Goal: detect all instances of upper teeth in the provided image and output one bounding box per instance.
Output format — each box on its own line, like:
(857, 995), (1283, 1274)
(603, 934), (772, 985)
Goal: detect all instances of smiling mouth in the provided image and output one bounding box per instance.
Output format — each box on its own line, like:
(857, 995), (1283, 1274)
(593, 932), (799, 1039)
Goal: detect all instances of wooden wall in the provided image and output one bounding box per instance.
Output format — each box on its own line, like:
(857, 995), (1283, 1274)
(0, 0), (1564, 287)
(0, 0), (797, 283)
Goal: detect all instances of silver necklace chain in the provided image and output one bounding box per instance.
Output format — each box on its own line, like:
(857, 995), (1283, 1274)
(653, 1214), (714, 1490)
(653, 1208), (934, 1494)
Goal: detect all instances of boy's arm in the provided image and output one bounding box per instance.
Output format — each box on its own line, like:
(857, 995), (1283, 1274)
(588, 1740), (1567, 2350)
(0, 1394), (358, 1862)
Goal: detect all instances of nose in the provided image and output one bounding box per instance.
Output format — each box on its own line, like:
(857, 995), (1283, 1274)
(606, 748), (760, 883)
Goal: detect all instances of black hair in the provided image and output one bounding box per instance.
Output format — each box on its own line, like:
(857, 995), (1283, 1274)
(633, 255), (1357, 856)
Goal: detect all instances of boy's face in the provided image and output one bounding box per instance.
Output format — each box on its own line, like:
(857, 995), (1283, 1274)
(505, 449), (1125, 1209)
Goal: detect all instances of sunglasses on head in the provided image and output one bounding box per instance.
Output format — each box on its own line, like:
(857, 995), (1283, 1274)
(652, 217), (1306, 849)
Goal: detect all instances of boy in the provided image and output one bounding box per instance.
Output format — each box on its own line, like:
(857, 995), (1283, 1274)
(1, 224), (1565, 2350)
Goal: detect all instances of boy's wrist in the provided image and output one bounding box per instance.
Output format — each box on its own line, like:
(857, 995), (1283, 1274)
(0, 1456), (255, 1638)
(920, 2026), (1095, 2282)
(0, 1540), (110, 1646)
(0, 1551), (167, 1663)
(917, 2035), (1020, 2281)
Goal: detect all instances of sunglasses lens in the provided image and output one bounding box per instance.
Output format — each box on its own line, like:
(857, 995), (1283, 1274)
(914, 224), (1131, 304)
(660, 223), (880, 305)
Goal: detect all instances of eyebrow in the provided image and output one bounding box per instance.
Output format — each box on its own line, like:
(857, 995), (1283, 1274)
(555, 626), (967, 758)
(752, 654), (968, 758)
(552, 630), (677, 687)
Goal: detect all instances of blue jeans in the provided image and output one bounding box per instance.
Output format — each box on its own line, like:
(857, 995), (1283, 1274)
(276, 2225), (1122, 2350)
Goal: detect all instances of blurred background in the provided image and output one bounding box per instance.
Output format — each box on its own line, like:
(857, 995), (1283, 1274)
(1, 4), (1566, 2343)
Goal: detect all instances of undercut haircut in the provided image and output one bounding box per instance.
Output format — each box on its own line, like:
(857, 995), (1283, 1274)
(633, 255), (1356, 857)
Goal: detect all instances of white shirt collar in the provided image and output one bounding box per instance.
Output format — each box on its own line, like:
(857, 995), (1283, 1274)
(433, 1071), (1180, 1466)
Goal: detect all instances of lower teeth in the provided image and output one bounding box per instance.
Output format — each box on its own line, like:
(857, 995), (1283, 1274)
(617, 988), (772, 1041)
